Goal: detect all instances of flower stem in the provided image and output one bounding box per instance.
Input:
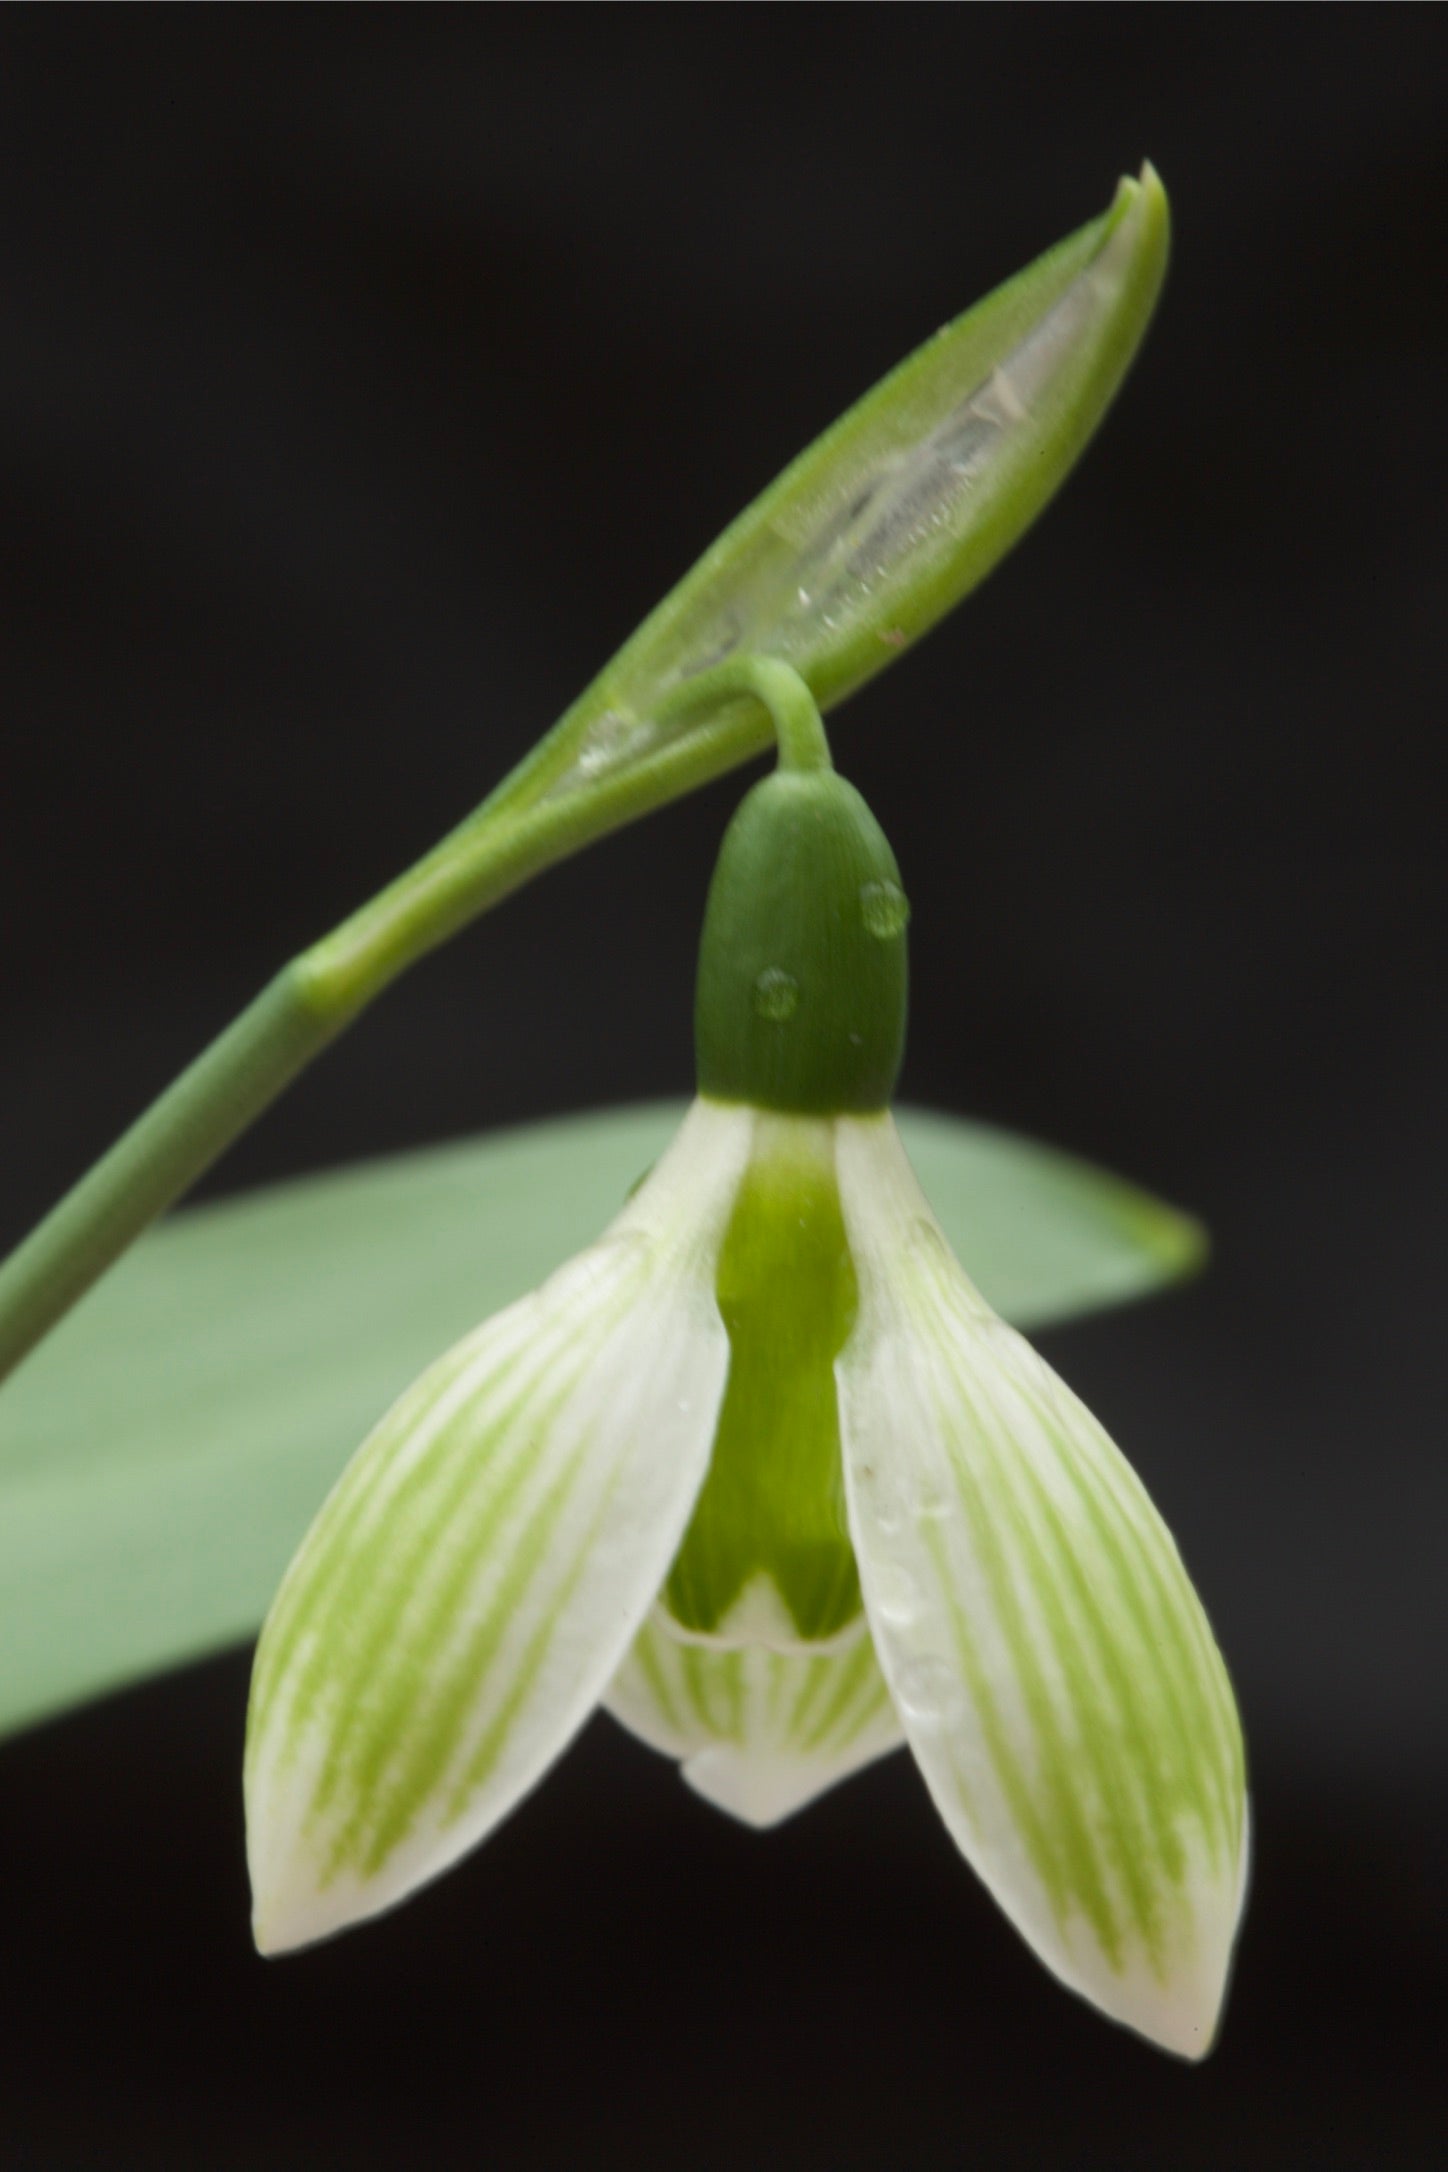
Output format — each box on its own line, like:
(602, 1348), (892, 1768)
(653, 656), (833, 776)
(0, 971), (340, 1386)
(0, 661), (828, 1387)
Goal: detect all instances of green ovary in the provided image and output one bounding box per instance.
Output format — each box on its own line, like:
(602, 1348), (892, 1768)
(664, 1119), (862, 1643)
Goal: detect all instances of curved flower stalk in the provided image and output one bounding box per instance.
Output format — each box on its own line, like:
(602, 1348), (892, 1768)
(245, 667), (1246, 2059)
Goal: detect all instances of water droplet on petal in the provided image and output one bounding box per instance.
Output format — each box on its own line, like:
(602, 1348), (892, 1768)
(752, 967), (800, 1022)
(871, 1561), (919, 1628)
(595, 1229), (652, 1266)
(579, 1228), (654, 1292)
(895, 1657), (964, 1730)
(870, 1496), (904, 1538)
(859, 879), (910, 940)
(911, 1218), (954, 1265)
(905, 1479), (953, 1525)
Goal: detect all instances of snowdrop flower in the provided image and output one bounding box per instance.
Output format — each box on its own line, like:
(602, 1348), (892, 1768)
(246, 689), (1247, 2059)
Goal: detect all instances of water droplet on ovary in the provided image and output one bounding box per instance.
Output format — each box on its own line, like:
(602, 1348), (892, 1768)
(895, 1657), (963, 1729)
(752, 967), (800, 1022)
(859, 879), (910, 940)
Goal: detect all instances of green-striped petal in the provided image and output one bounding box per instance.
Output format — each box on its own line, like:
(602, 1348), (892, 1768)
(606, 1599), (903, 1827)
(834, 1116), (1247, 2059)
(245, 1099), (752, 1953)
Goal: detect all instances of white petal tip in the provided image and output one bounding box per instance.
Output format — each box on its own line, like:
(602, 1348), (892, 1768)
(250, 1900), (294, 1960)
(1104, 1813), (1249, 2058)
(682, 1745), (833, 1829)
(1107, 1962), (1229, 2063)
(1054, 1861), (1246, 2060)
(251, 1912), (294, 1961)
(248, 1869), (364, 1958)
(1000, 1907), (1237, 2057)
(246, 1818), (412, 1958)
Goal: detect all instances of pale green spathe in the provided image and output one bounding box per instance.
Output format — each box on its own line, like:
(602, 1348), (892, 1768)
(544, 167), (1170, 784)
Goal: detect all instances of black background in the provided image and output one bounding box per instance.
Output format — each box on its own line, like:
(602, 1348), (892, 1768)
(2, 10), (1446, 2168)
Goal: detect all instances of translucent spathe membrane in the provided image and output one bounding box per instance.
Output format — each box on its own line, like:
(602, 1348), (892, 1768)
(544, 166), (1169, 800)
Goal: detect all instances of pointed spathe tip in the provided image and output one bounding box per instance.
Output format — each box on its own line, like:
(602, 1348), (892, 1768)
(1096, 160), (1171, 302)
(1123, 159), (1171, 263)
(1110, 159), (1167, 213)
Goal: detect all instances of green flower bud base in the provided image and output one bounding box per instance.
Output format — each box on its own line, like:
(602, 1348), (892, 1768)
(695, 770), (909, 1115)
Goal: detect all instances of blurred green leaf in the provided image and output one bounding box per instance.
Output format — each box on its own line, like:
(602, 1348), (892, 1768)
(0, 1101), (1201, 1742)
